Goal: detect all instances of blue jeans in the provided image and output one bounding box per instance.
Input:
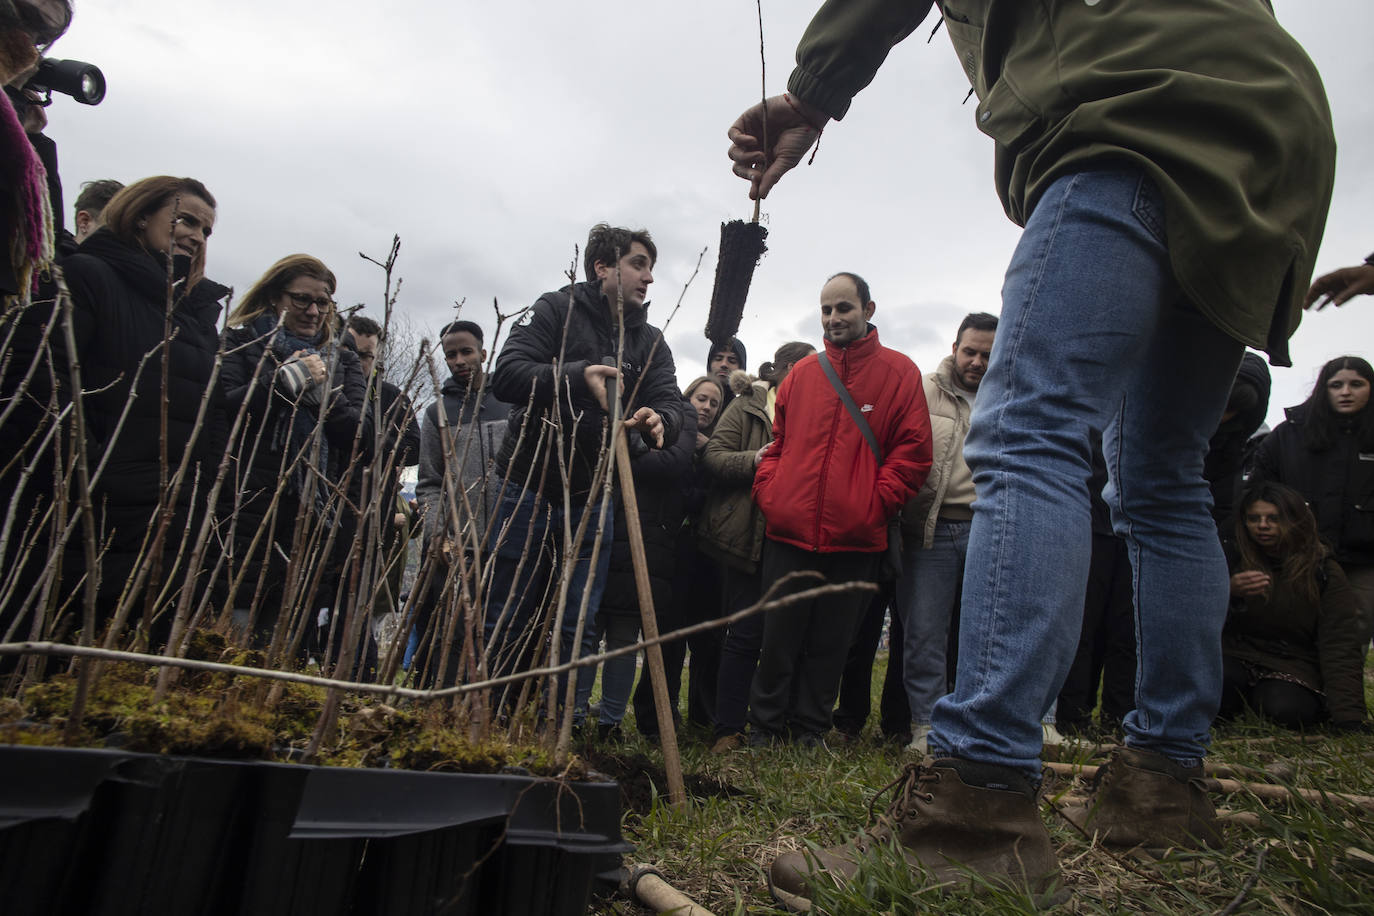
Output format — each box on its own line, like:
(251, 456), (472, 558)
(575, 608), (639, 725)
(482, 482), (614, 710)
(928, 167), (1243, 777)
(896, 519), (970, 725)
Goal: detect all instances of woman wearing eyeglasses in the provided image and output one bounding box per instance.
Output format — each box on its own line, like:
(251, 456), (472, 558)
(220, 255), (366, 647)
(0, 175), (228, 650)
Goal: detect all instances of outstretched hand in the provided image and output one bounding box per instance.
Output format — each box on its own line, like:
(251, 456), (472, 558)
(626, 407), (665, 448)
(728, 94), (829, 200)
(1304, 263), (1374, 310)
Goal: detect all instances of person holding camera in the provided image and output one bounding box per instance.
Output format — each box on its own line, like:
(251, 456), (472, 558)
(1, 0), (71, 300)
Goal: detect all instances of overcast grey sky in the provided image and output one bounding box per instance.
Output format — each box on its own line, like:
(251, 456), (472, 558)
(45, 1), (1372, 427)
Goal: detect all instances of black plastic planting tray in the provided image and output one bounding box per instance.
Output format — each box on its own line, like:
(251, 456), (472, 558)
(0, 746), (629, 915)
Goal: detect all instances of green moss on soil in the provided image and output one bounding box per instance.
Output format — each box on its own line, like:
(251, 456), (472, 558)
(0, 635), (560, 775)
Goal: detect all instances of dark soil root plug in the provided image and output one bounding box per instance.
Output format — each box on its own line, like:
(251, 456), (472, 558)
(706, 219), (768, 348)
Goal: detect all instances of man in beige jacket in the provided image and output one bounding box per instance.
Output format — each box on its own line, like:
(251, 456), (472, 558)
(896, 313), (994, 754)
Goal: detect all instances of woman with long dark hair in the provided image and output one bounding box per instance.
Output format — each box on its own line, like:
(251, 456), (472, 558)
(219, 255), (366, 649)
(1219, 481), (1366, 729)
(1249, 355), (1374, 639)
(697, 341), (815, 751)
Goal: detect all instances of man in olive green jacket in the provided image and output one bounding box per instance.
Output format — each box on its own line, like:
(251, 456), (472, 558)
(727, 0), (1334, 907)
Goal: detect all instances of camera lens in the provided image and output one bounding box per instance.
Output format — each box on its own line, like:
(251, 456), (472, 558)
(29, 58), (106, 106)
(78, 71), (106, 104)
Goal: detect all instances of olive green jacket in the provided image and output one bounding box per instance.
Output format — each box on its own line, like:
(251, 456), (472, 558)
(697, 373), (773, 573)
(789, 0), (1335, 365)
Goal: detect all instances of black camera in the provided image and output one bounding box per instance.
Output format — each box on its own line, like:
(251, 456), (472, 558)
(25, 58), (106, 106)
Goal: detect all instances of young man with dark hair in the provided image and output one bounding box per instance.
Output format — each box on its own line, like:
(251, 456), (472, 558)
(411, 318), (509, 686)
(707, 337), (748, 407)
(727, 0), (1335, 905)
(482, 223), (681, 714)
(582, 223), (656, 284)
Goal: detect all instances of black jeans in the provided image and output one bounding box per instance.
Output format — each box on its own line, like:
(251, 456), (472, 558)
(832, 584), (910, 739)
(1219, 655), (1322, 730)
(1058, 532), (1137, 730)
(712, 564), (764, 739)
(633, 540), (723, 734)
(748, 540), (880, 742)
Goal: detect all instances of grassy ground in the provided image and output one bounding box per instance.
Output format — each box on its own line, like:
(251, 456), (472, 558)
(585, 652), (1374, 915)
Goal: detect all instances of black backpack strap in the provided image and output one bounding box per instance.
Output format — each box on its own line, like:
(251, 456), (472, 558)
(817, 352), (882, 465)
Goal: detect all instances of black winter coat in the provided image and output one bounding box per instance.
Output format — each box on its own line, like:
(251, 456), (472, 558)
(60, 230), (229, 545)
(492, 280), (681, 499)
(598, 398), (696, 625)
(219, 321), (367, 525)
(1248, 405), (1374, 566)
(1206, 352), (1271, 529)
(336, 334), (421, 508)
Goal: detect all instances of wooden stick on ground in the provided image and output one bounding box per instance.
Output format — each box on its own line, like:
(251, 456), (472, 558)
(627, 864), (717, 916)
(614, 430), (687, 809)
(1045, 761), (1374, 814)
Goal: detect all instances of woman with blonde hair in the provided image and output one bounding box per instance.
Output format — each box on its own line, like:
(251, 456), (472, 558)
(219, 254), (366, 645)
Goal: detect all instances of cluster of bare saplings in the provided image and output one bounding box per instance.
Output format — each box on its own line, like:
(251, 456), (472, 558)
(0, 241), (849, 774)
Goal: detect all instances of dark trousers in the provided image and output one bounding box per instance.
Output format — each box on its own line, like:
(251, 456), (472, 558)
(712, 563), (764, 739)
(1057, 532), (1137, 730)
(748, 540), (880, 742)
(832, 584), (910, 740)
(633, 540), (723, 734)
(1219, 655), (1322, 729)
(407, 547), (483, 689)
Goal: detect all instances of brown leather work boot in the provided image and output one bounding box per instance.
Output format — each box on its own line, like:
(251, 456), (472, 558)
(1062, 745), (1223, 849)
(768, 759), (1062, 912)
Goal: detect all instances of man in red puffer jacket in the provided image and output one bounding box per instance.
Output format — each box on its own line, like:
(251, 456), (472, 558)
(748, 270), (932, 746)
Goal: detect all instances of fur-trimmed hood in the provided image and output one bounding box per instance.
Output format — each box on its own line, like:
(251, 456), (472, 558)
(728, 367), (765, 397)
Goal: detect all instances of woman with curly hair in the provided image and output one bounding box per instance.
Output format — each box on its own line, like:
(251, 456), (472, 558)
(1220, 481), (1367, 730)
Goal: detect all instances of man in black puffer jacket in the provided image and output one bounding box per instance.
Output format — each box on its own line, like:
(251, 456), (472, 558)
(483, 223), (679, 715)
